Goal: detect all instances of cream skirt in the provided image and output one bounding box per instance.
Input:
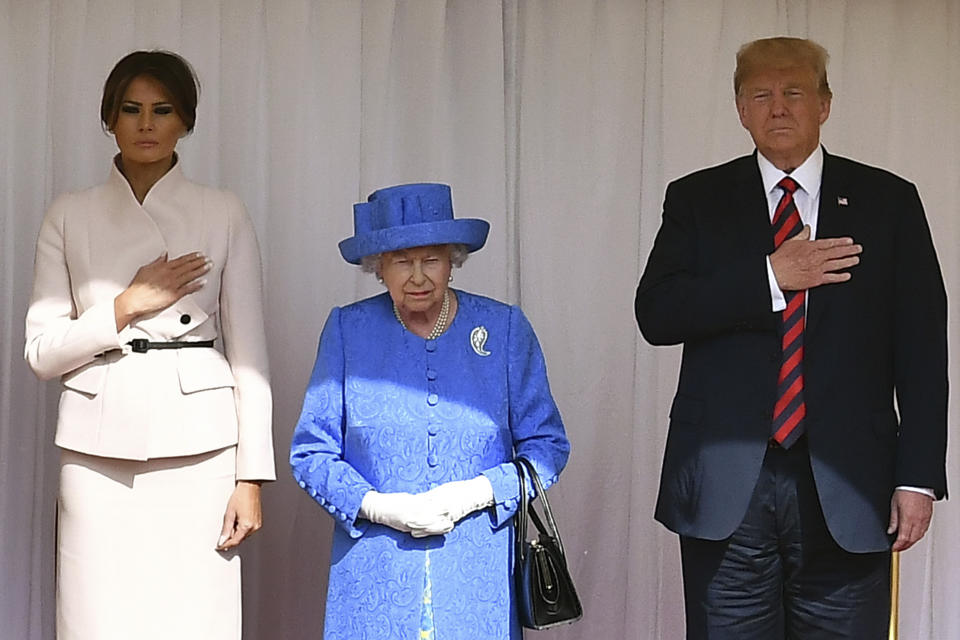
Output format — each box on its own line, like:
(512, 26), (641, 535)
(57, 447), (240, 640)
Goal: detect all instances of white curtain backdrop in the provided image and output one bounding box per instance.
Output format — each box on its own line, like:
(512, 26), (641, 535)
(2, 1), (958, 638)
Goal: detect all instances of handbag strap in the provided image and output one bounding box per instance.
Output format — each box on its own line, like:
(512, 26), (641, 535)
(514, 459), (530, 563)
(513, 457), (567, 557)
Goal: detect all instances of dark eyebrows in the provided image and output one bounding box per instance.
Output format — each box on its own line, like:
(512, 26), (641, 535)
(120, 100), (174, 107)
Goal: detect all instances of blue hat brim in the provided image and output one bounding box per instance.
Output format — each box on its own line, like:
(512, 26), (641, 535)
(339, 219), (489, 265)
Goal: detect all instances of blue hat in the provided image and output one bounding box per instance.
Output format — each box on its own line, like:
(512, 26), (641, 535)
(338, 183), (490, 264)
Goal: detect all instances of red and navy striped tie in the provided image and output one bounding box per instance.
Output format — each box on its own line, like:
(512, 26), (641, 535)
(771, 176), (805, 448)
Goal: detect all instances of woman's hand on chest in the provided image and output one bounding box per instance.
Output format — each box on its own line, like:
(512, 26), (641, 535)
(114, 251), (212, 330)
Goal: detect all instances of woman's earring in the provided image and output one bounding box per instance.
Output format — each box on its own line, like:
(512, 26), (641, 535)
(448, 274), (454, 283)
(377, 275), (384, 284)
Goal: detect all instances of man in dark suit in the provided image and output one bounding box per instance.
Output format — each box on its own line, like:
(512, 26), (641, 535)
(635, 37), (947, 639)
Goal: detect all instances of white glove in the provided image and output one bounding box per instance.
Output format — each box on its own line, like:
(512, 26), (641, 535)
(421, 476), (495, 524)
(359, 491), (454, 537)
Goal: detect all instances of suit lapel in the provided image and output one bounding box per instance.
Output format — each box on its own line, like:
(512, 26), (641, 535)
(735, 152), (777, 259)
(806, 150), (844, 339)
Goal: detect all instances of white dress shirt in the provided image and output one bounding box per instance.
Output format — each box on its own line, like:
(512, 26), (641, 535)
(761, 146), (823, 312)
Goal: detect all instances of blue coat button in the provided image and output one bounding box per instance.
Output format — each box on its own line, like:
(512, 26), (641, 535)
(426, 368), (438, 381)
(425, 340), (437, 352)
(427, 393), (439, 406)
(427, 454), (440, 467)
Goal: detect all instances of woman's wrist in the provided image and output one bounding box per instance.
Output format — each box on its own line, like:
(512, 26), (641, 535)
(113, 291), (138, 332)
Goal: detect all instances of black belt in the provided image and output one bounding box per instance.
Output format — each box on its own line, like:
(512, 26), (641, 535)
(127, 338), (215, 353)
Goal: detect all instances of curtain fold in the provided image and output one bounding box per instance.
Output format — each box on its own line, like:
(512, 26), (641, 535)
(2, 2), (958, 638)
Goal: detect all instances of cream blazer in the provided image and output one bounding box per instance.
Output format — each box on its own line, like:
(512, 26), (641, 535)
(25, 159), (275, 480)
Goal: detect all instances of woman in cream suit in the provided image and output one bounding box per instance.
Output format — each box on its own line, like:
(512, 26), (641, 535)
(24, 51), (274, 640)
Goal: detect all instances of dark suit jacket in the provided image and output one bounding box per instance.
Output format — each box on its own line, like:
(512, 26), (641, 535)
(635, 149), (947, 553)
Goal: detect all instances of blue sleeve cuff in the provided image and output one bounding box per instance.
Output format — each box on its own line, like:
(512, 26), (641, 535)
(481, 461), (561, 529)
(482, 463), (519, 528)
(292, 469), (373, 538)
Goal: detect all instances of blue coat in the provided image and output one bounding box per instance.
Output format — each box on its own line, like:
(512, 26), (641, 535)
(291, 290), (570, 639)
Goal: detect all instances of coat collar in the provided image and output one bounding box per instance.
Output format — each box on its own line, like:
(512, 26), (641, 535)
(107, 153), (186, 207)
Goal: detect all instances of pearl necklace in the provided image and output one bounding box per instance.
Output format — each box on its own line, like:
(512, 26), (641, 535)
(394, 289), (450, 340)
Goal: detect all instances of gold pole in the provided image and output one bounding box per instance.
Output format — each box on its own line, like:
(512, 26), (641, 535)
(888, 551), (900, 640)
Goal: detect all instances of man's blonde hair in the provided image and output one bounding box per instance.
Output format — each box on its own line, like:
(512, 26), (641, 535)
(734, 37), (832, 98)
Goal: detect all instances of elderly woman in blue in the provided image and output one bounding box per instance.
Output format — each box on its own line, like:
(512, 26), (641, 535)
(290, 183), (570, 639)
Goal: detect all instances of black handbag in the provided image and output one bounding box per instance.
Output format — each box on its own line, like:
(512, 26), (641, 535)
(513, 457), (583, 630)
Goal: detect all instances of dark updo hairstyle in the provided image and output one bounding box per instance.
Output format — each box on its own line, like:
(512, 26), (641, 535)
(100, 50), (200, 132)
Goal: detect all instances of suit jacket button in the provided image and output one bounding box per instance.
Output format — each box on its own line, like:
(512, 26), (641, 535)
(180, 314), (191, 324)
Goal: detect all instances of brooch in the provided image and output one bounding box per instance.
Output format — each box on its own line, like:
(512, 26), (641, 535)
(470, 326), (491, 356)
